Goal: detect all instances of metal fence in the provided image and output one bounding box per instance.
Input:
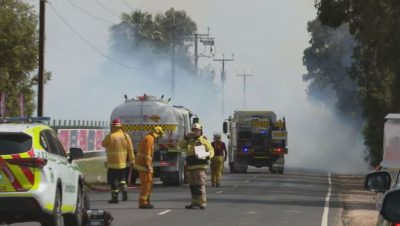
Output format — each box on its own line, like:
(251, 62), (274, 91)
(47, 119), (109, 130)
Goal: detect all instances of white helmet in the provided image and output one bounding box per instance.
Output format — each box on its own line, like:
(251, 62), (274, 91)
(191, 123), (202, 130)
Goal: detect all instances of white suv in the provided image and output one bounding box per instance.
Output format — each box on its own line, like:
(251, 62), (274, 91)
(0, 119), (87, 226)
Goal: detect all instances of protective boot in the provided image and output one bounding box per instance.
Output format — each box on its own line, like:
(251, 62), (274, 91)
(120, 181), (128, 201)
(108, 191), (119, 204)
(122, 191), (128, 201)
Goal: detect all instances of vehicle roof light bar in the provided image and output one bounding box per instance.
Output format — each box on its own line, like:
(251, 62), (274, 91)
(0, 117), (51, 124)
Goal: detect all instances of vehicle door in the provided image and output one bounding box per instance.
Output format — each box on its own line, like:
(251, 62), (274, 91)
(42, 130), (75, 207)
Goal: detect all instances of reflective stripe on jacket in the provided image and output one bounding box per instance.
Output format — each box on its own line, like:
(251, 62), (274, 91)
(179, 136), (214, 170)
(102, 129), (135, 169)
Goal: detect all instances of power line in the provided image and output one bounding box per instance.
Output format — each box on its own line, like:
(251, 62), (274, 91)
(48, 2), (140, 71)
(92, 0), (120, 19)
(121, 0), (134, 12)
(66, 0), (114, 24)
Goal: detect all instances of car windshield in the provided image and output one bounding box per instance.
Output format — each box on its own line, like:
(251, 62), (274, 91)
(0, 133), (32, 155)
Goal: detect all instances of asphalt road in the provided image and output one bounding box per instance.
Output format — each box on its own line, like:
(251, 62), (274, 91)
(11, 168), (343, 226)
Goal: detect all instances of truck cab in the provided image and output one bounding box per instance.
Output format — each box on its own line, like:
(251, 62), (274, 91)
(223, 111), (288, 174)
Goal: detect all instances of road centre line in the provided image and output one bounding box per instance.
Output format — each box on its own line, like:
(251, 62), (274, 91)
(233, 185), (239, 188)
(321, 173), (332, 226)
(216, 191), (223, 194)
(245, 180), (249, 182)
(158, 210), (171, 215)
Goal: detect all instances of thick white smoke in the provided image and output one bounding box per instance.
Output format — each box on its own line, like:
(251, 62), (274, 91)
(26, 0), (367, 173)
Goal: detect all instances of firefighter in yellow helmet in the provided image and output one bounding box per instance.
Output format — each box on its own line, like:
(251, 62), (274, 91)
(102, 118), (135, 203)
(179, 122), (214, 209)
(210, 133), (227, 187)
(135, 126), (164, 209)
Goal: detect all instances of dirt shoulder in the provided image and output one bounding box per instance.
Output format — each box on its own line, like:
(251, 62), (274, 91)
(334, 174), (379, 226)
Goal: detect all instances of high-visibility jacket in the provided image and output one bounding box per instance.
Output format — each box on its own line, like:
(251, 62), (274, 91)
(135, 133), (155, 172)
(102, 129), (135, 169)
(180, 135), (214, 170)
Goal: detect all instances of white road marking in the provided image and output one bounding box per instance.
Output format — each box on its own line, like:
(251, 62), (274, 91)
(245, 180), (249, 182)
(158, 210), (171, 215)
(247, 211), (257, 214)
(321, 172), (332, 226)
(233, 185), (239, 188)
(216, 190), (223, 194)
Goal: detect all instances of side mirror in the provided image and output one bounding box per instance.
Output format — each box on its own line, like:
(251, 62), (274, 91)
(192, 117), (199, 124)
(69, 147), (84, 162)
(381, 187), (400, 222)
(223, 121), (228, 134)
(364, 171), (391, 193)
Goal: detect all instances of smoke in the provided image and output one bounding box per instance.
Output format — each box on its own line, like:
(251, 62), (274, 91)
(26, 0), (367, 173)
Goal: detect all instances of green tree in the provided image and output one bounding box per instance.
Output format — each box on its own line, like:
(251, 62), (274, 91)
(314, 0), (400, 166)
(0, 0), (43, 117)
(110, 8), (198, 73)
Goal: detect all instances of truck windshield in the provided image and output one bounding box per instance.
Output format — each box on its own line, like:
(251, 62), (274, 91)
(0, 133), (32, 154)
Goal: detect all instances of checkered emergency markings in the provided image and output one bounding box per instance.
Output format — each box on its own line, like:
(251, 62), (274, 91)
(122, 124), (177, 132)
(252, 120), (269, 128)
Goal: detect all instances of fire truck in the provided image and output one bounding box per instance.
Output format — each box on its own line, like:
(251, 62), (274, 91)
(223, 110), (288, 174)
(110, 94), (198, 185)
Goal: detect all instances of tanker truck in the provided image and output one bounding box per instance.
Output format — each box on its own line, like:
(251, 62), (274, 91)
(223, 110), (288, 174)
(110, 94), (198, 185)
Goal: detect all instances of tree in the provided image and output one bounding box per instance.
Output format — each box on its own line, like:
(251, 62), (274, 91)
(303, 20), (361, 128)
(314, 0), (400, 166)
(110, 8), (198, 73)
(0, 0), (45, 117)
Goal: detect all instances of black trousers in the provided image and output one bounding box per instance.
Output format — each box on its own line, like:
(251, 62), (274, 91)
(107, 168), (126, 191)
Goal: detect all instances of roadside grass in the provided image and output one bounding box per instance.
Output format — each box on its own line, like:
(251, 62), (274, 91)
(76, 157), (107, 185)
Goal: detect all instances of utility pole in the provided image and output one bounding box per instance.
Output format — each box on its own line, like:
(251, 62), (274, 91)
(171, 39), (176, 100)
(237, 72), (254, 109)
(213, 54), (234, 117)
(169, 14), (176, 100)
(192, 28), (214, 74)
(38, 0), (46, 117)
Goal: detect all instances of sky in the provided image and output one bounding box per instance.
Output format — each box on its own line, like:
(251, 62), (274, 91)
(25, 0), (368, 173)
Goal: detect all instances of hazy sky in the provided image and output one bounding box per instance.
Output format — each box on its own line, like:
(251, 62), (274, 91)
(25, 0), (368, 173)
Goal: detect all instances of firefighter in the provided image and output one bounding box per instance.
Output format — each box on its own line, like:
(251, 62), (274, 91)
(180, 123), (214, 209)
(210, 133), (227, 187)
(135, 126), (164, 209)
(102, 118), (135, 204)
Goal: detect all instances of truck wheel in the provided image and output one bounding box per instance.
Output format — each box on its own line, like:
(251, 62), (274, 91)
(176, 160), (185, 185)
(269, 165), (274, 174)
(229, 162), (234, 173)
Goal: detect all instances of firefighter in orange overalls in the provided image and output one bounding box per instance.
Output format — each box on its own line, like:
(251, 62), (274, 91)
(102, 118), (135, 204)
(210, 133), (227, 187)
(135, 126), (164, 209)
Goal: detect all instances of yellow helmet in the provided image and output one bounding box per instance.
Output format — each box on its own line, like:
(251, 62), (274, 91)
(153, 126), (164, 137)
(191, 123), (202, 130)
